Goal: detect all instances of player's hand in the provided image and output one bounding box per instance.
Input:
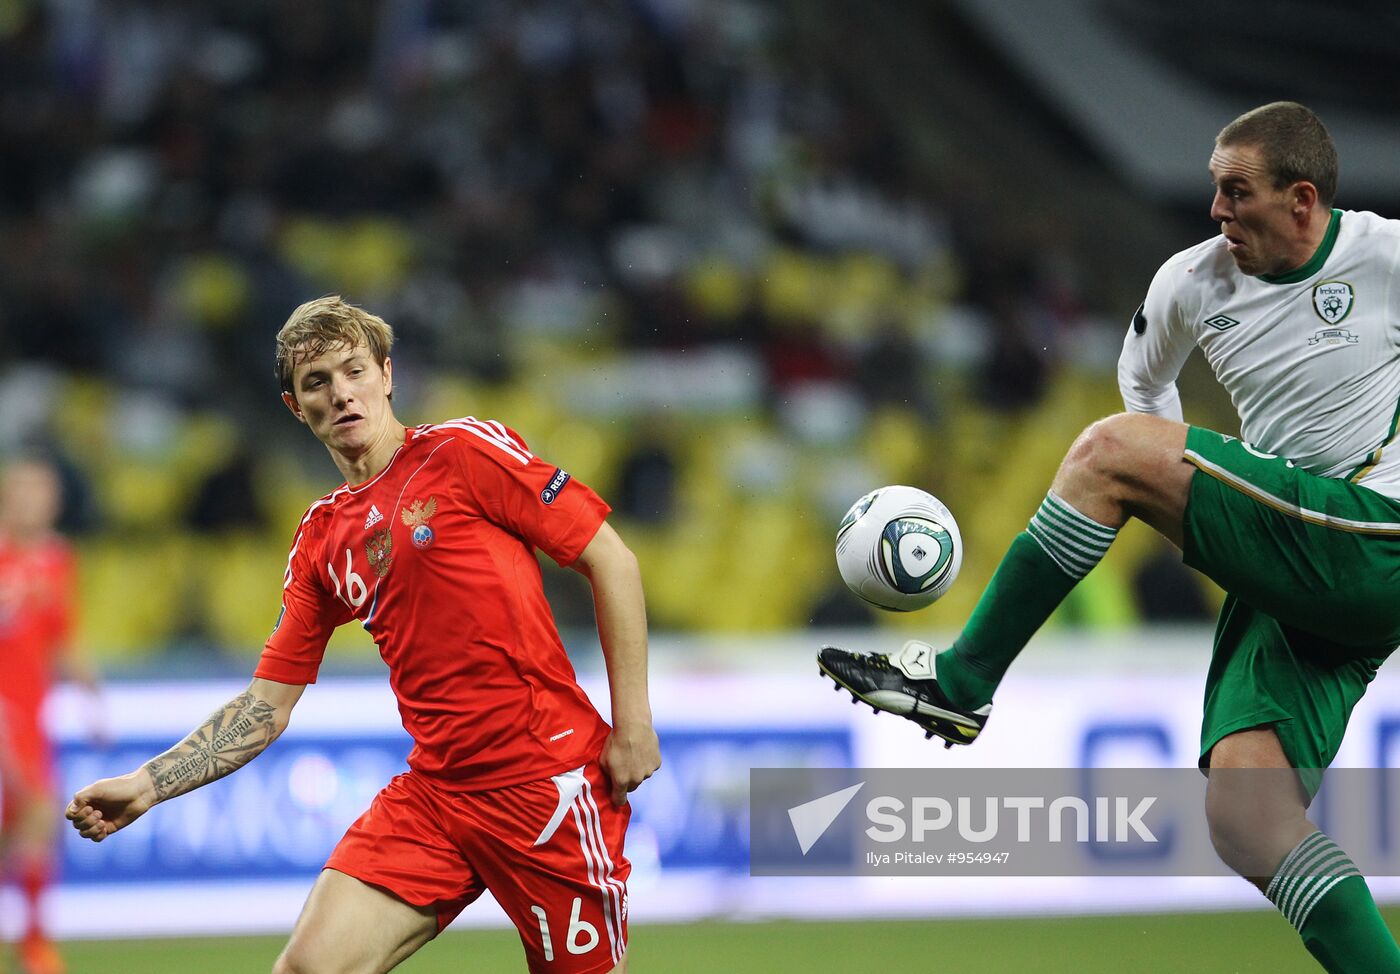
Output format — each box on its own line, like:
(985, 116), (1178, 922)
(65, 769), (157, 842)
(600, 721), (661, 806)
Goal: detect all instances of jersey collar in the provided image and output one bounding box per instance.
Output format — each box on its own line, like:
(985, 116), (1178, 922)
(1257, 208), (1342, 285)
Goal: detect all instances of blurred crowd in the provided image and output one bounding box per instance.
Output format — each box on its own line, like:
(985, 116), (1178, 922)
(0, 0), (1198, 665)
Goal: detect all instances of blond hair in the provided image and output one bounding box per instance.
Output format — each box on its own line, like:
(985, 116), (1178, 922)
(275, 296), (394, 395)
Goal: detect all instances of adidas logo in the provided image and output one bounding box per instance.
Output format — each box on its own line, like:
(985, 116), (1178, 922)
(364, 505), (384, 530)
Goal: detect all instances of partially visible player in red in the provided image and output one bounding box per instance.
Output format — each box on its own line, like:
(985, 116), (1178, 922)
(1, 457), (100, 974)
(65, 297), (661, 974)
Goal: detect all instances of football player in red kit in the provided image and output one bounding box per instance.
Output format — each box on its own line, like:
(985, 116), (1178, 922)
(2, 457), (101, 974)
(66, 297), (660, 974)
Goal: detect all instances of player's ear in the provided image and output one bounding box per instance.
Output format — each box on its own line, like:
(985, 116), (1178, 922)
(382, 357), (393, 401)
(1292, 180), (1318, 217)
(282, 390), (307, 424)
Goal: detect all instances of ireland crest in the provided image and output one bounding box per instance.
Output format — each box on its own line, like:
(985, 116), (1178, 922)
(365, 527), (394, 577)
(1312, 280), (1353, 324)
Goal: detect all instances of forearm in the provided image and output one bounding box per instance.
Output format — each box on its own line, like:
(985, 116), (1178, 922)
(589, 553), (653, 727)
(574, 523), (653, 726)
(142, 688), (286, 803)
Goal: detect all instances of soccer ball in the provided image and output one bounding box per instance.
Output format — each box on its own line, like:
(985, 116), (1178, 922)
(835, 485), (962, 611)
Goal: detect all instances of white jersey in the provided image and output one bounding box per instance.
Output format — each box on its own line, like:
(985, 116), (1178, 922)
(1119, 208), (1400, 499)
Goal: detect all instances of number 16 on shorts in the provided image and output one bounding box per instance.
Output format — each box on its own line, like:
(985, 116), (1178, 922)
(532, 897), (602, 962)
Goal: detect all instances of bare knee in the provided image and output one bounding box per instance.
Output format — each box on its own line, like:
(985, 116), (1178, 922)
(272, 950), (358, 974)
(1054, 413), (1190, 537)
(271, 951), (314, 974)
(1060, 413), (1173, 487)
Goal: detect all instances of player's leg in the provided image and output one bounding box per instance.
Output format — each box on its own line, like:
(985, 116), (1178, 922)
(1207, 727), (1400, 973)
(274, 772), (481, 974)
(822, 417), (1400, 743)
(2, 722), (64, 974)
(461, 763), (633, 974)
(1204, 727), (1313, 887)
(272, 869), (438, 974)
(14, 790), (62, 974)
(936, 411), (1192, 706)
(820, 412), (1192, 741)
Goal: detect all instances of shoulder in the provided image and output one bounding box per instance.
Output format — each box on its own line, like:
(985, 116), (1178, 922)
(1338, 208), (1400, 245)
(410, 417), (534, 468)
(289, 484), (352, 548)
(1151, 236), (1231, 294)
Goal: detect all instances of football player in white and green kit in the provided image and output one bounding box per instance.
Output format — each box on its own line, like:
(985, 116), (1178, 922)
(820, 101), (1400, 972)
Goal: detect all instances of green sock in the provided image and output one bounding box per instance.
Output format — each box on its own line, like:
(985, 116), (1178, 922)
(1266, 831), (1400, 973)
(937, 491), (1117, 710)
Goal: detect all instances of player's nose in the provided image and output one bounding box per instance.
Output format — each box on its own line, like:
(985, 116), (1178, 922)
(1210, 191), (1232, 223)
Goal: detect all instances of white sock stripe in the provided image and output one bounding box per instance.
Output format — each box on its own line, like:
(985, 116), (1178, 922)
(1294, 869), (1361, 929)
(1267, 832), (1328, 902)
(1293, 872), (1360, 931)
(1280, 846), (1349, 920)
(1282, 856), (1349, 923)
(1041, 499), (1118, 546)
(1026, 524), (1092, 578)
(1026, 522), (1106, 578)
(1030, 513), (1114, 560)
(1276, 864), (1321, 920)
(1277, 875), (1312, 924)
(1284, 834), (1338, 877)
(580, 784), (629, 954)
(1033, 502), (1115, 551)
(1282, 874), (1326, 928)
(1034, 509), (1117, 556)
(1042, 493), (1119, 542)
(570, 798), (622, 965)
(1278, 846), (1340, 920)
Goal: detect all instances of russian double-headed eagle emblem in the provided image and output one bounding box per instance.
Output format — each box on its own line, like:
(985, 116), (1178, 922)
(364, 528), (394, 577)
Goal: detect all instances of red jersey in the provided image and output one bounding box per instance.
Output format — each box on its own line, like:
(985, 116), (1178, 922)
(257, 418), (612, 791)
(0, 534), (74, 718)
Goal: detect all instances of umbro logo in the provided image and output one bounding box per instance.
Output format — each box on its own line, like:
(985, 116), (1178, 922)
(364, 505), (384, 530)
(1203, 314), (1240, 331)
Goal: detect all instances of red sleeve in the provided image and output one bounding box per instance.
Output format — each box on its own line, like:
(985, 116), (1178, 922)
(454, 422), (611, 567)
(256, 518), (350, 685)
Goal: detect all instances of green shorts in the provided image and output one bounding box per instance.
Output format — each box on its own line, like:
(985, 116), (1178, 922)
(1181, 427), (1400, 790)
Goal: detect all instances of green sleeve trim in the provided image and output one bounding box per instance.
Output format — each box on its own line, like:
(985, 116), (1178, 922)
(1257, 209), (1342, 284)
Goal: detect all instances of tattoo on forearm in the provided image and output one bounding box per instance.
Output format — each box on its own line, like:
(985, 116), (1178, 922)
(143, 692), (281, 801)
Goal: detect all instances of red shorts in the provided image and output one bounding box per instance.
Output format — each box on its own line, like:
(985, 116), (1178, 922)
(326, 762), (631, 974)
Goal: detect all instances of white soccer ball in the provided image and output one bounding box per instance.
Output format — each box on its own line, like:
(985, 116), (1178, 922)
(835, 485), (962, 611)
